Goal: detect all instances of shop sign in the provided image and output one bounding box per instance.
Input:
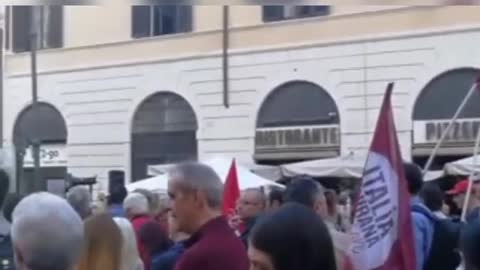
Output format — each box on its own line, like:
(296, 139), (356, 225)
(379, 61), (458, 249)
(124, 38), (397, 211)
(24, 144), (67, 168)
(255, 125), (340, 150)
(413, 119), (480, 144)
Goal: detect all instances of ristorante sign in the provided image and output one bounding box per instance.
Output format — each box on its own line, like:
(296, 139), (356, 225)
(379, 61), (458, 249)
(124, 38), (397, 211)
(255, 125), (340, 160)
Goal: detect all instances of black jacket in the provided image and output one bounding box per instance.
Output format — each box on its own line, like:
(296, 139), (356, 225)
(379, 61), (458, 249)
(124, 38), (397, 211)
(240, 216), (258, 248)
(0, 234), (15, 270)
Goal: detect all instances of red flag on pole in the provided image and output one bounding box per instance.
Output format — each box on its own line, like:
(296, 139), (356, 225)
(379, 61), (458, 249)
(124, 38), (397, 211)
(346, 83), (416, 270)
(222, 159), (241, 216)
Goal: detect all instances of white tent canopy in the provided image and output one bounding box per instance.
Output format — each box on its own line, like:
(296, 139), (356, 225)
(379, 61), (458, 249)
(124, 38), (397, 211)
(129, 157), (284, 192)
(281, 153), (367, 178)
(126, 174), (168, 193)
(280, 152), (444, 181)
(424, 170), (445, 182)
(444, 155), (480, 176)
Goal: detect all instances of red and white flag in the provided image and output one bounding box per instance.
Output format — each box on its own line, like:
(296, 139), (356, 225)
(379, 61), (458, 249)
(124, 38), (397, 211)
(222, 159), (241, 216)
(346, 83), (416, 270)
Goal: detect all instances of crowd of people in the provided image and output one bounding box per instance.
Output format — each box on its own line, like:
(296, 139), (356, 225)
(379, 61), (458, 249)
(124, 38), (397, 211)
(1, 161), (480, 270)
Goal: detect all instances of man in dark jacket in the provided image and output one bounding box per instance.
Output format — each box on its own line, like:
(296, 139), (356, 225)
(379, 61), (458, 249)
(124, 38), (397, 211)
(0, 194), (22, 270)
(168, 162), (248, 270)
(237, 188), (265, 247)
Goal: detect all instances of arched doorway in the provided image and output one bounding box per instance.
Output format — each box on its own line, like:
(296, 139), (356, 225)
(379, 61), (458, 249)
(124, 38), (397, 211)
(131, 92), (198, 181)
(412, 68), (480, 169)
(13, 102), (68, 194)
(255, 81), (340, 163)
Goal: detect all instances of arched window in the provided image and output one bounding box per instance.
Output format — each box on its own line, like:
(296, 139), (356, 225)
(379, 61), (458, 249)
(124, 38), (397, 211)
(412, 68), (480, 162)
(13, 102), (67, 193)
(255, 81), (340, 161)
(131, 92), (197, 181)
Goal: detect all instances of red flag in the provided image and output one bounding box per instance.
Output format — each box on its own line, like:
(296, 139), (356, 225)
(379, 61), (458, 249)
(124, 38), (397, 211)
(222, 159), (241, 216)
(346, 83), (416, 270)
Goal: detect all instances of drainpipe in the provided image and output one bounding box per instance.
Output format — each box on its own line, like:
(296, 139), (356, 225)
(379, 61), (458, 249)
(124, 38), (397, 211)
(222, 6), (230, 108)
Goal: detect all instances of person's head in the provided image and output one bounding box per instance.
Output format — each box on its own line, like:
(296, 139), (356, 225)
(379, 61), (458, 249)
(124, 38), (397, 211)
(267, 188), (283, 211)
(123, 193), (149, 220)
(249, 203), (336, 270)
(0, 169), (10, 209)
(133, 189), (158, 214)
(109, 185), (127, 206)
(139, 221), (171, 256)
(404, 162), (423, 196)
(419, 183), (445, 212)
(11, 192), (84, 270)
(167, 162), (223, 234)
(238, 188), (266, 220)
(461, 220), (480, 270)
(113, 217), (143, 270)
(77, 213), (122, 270)
(66, 186), (92, 220)
(3, 193), (23, 224)
(283, 177), (327, 218)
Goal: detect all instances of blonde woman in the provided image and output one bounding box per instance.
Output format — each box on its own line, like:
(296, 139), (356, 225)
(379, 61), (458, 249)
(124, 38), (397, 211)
(114, 217), (144, 270)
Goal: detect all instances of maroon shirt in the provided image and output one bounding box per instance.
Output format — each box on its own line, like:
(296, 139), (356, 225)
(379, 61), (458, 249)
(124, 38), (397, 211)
(131, 215), (152, 270)
(174, 216), (249, 270)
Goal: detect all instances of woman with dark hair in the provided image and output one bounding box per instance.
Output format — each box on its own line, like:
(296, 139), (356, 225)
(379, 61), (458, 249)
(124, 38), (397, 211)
(139, 221), (172, 270)
(248, 203), (337, 270)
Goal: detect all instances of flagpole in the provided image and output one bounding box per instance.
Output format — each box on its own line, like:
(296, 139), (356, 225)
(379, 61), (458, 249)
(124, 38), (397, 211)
(460, 125), (480, 221)
(422, 81), (479, 176)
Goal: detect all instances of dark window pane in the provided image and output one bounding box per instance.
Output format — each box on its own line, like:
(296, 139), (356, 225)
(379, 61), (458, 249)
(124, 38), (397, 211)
(177, 6), (192, 33)
(46, 6), (63, 49)
(296, 5), (330, 17)
(153, 5), (192, 36)
(262, 6), (284, 22)
(12, 6), (32, 53)
(160, 6), (176, 35)
(132, 6), (151, 38)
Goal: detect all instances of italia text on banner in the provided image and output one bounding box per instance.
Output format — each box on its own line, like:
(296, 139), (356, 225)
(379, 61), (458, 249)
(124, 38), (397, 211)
(346, 83), (416, 270)
(222, 159), (241, 216)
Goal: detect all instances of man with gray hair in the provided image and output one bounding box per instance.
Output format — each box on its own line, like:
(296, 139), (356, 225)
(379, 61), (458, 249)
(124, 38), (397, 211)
(123, 192), (154, 268)
(66, 186), (92, 220)
(11, 192), (84, 270)
(168, 162), (248, 270)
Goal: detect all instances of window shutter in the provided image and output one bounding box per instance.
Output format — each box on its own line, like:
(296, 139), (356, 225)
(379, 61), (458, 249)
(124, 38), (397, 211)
(47, 6), (63, 49)
(132, 6), (151, 38)
(12, 6), (31, 53)
(177, 6), (192, 33)
(262, 6), (284, 22)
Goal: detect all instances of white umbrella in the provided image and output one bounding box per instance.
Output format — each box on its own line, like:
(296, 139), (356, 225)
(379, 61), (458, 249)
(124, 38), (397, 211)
(444, 155), (480, 176)
(281, 153), (366, 178)
(133, 157), (284, 192)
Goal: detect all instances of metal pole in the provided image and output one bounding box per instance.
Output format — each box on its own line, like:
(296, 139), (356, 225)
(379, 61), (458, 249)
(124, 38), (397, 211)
(222, 5), (230, 108)
(422, 82), (478, 175)
(30, 9), (41, 190)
